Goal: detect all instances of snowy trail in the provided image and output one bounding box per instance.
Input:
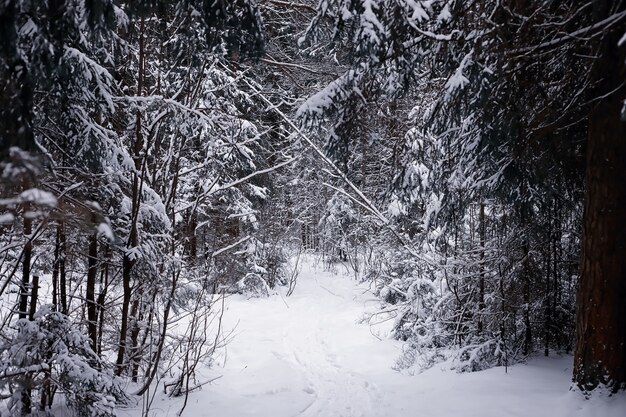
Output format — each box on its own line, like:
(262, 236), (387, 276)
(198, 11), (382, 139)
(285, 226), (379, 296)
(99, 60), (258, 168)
(278, 275), (384, 417)
(206, 262), (398, 417)
(121, 260), (626, 417)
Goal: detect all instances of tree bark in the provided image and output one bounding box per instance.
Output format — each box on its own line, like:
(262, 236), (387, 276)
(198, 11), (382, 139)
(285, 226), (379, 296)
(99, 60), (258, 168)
(19, 211), (32, 320)
(28, 274), (38, 320)
(86, 228), (98, 351)
(129, 293), (142, 382)
(52, 222), (60, 310)
(574, 1), (626, 392)
(0, 1), (35, 159)
(19, 209), (32, 416)
(520, 203), (532, 356)
(97, 244), (109, 356)
(478, 201), (485, 334)
(59, 221), (67, 315)
(544, 205), (552, 357)
(116, 252), (134, 375)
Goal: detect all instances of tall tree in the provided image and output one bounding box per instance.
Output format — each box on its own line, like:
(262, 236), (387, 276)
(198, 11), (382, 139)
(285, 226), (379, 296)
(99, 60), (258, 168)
(574, 0), (626, 393)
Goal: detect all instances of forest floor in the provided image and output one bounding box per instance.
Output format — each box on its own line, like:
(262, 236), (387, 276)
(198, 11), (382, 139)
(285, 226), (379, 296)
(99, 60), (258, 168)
(120, 259), (626, 417)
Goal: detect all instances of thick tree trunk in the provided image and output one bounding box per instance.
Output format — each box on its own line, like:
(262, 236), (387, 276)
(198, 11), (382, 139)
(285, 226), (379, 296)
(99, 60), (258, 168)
(574, 2), (626, 391)
(574, 87), (626, 391)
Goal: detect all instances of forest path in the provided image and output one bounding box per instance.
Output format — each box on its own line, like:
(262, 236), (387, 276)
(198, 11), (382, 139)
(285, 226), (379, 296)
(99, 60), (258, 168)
(123, 259), (622, 417)
(208, 259), (400, 417)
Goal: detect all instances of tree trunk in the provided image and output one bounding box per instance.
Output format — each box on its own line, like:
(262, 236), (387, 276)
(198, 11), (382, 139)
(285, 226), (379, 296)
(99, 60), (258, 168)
(116, 16), (145, 375)
(97, 244), (110, 356)
(116, 253), (133, 375)
(129, 293), (142, 382)
(52, 222), (60, 310)
(86, 229), (98, 351)
(520, 204), (532, 356)
(0, 1), (35, 159)
(19, 210), (32, 415)
(478, 201), (485, 334)
(189, 209), (197, 261)
(544, 204), (552, 357)
(28, 274), (38, 320)
(59, 221), (67, 315)
(19, 211), (32, 320)
(574, 2), (626, 392)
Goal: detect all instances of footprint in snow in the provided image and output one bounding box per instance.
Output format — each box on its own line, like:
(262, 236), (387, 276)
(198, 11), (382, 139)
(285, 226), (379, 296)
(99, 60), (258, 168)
(272, 351), (285, 360)
(264, 387), (289, 395)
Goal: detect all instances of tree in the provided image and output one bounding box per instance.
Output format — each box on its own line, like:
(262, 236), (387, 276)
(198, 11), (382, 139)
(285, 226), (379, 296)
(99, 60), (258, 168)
(0, 0), (277, 413)
(300, 0), (626, 390)
(574, 0), (626, 393)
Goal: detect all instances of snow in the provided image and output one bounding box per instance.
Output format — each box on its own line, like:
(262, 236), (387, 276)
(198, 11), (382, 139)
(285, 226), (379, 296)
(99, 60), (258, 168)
(444, 52), (472, 99)
(359, 0), (385, 51)
(0, 213), (15, 223)
(118, 258), (626, 417)
(437, 4), (452, 23)
(97, 222), (115, 241)
(0, 188), (57, 208)
(386, 199), (405, 217)
(296, 68), (363, 120)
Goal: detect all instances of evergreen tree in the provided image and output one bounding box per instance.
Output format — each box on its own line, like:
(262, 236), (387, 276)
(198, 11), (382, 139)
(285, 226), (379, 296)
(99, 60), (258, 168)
(301, 0), (626, 390)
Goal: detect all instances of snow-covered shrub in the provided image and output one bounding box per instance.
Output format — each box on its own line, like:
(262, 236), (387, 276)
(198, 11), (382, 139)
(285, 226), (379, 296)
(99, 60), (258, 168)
(375, 252), (440, 339)
(212, 237), (289, 296)
(0, 306), (124, 416)
(319, 193), (358, 262)
(452, 339), (508, 373)
(377, 246), (513, 374)
(374, 209), (577, 376)
(237, 273), (272, 297)
(249, 239), (290, 289)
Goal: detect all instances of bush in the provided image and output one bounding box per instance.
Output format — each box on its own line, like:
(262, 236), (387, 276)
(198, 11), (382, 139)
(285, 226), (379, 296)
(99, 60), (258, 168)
(0, 306), (125, 416)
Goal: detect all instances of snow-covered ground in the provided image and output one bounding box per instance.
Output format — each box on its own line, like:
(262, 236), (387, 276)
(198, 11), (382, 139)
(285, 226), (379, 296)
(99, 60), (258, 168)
(120, 259), (626, 417)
